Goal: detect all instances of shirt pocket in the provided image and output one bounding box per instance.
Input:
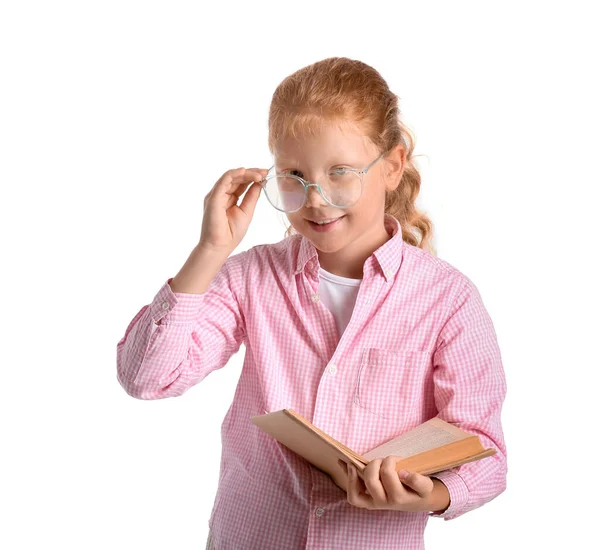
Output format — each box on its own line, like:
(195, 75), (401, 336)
(354, 347), (429, 420)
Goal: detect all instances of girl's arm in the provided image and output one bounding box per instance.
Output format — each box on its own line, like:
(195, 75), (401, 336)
(427, 478), (451, 514)
(116, 245), (248, 400)
(427, 275), (508, 521)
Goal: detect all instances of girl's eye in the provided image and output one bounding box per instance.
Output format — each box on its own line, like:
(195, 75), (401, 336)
(330, 168), (350, 175)
(276, 170), (302, 177)
(283, 167), (351, 178)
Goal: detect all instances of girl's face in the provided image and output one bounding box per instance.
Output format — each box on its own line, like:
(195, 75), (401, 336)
(274, 121), (405, 279)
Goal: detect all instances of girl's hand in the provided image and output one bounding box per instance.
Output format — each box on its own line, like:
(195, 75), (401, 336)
(337, 457), (435, 512)
(199, 167), (269, 253)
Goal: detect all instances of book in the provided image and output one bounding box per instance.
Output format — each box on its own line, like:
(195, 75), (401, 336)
(251, 408), (496, 491)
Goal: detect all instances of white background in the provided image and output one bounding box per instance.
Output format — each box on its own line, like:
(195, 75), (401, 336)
(1, 1), (598, 548)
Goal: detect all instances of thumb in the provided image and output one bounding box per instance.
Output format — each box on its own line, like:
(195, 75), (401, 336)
(238, 181), (262, 218)
(397, 470), (432, 498)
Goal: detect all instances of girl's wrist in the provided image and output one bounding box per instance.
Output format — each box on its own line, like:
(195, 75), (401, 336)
(426, 478), (451, 513)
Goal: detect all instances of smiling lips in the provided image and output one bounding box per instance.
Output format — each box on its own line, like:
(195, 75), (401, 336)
(307, 216), (344, 223)
(307, 216), (345, 231)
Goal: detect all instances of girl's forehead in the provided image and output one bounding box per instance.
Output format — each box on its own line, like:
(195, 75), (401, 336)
(273, 145), (369, 165)
(273, 129), (371, 161)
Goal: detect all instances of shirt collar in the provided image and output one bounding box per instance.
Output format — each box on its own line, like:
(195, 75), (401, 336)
(294, 212), (404, 282)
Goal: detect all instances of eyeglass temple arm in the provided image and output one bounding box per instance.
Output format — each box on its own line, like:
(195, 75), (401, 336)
(362, 152), (386, 174)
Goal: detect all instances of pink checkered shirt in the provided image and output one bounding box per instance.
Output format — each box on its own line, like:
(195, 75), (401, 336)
(117, 213), (508, 550)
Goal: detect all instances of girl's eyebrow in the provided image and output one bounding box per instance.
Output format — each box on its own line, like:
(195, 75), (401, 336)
(275, 158), (360, 166)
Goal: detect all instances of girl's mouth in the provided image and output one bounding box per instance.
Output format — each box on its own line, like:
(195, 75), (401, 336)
(307, 216), (345, 232)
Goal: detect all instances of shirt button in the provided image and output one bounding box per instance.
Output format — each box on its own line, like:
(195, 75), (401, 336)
(385, 269), (393, 278)
(328, 363), (337, 375)
(311, 294), (320, 302)
(315, 507), (324, 517)
(161, 302), (169, 310)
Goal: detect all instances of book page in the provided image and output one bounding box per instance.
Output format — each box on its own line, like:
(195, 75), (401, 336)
(362, 418), (468, 461)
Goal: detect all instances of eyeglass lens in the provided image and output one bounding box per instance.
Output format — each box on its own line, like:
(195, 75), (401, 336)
(263, 170), (362, 212)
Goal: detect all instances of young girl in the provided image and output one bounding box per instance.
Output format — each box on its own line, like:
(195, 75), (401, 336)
(117, 57), (507, 550)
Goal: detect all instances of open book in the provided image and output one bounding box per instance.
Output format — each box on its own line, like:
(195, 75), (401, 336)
(251, 409), (496, 491)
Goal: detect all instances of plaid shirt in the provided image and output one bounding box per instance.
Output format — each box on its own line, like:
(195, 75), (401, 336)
(117, 213), (508, 550)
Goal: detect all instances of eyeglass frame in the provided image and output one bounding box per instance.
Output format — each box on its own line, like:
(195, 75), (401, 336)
(258, 151), (387, 213)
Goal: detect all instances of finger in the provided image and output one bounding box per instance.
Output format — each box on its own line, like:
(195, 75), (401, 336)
(379, 456), (406, 501)
(229, 168), (267, 183)
(220, 167), (247, 187)
(218, 168), (262, 194)
(210, 168), (247, 205)
(230, 174), (265, 205)
(237, 180), (262, 217)
(362, 459), (387, 503)
(216, 169), (264, 209)
(228, 170), (264, 187)
(228, 171), (263, 199)
(246, 167), (270, 177)
(347, 464), (373, 509)
(395, 469), (432, 499)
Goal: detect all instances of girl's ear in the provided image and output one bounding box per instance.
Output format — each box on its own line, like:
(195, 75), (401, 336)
(384, 145), (406, 191)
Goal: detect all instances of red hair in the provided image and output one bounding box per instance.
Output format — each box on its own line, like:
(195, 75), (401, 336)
(267, 57), (436, 255)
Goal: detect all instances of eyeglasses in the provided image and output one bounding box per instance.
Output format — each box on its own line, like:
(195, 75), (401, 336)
(258, 152), (386, 213)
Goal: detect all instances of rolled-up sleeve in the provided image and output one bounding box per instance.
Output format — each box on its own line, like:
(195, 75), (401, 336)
(116, 251), (247, 400)
(427, 276), (508, 521)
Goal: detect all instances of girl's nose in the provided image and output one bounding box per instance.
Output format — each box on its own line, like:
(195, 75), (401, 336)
(304, 184), (328, 208)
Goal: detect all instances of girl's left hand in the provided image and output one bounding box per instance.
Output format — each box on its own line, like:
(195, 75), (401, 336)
(337, 456), (434, 512)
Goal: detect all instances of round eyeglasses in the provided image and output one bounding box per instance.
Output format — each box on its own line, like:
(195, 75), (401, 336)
(258, 152), (386, 213)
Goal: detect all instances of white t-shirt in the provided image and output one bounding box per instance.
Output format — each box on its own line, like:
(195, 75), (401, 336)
(317, 266), (362, 339)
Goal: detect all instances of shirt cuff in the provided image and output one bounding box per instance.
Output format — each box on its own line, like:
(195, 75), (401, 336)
(427, 469), (469, 520)
(149, 277), (207, 324)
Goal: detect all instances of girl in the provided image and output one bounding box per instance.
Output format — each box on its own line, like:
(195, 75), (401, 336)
(117, 57), (508, 550)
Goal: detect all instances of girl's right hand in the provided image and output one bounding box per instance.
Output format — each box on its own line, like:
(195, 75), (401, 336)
(198, 166), (269, 254)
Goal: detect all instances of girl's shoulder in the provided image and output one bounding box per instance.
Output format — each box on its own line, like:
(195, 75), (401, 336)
(402, 241), (476, 292)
